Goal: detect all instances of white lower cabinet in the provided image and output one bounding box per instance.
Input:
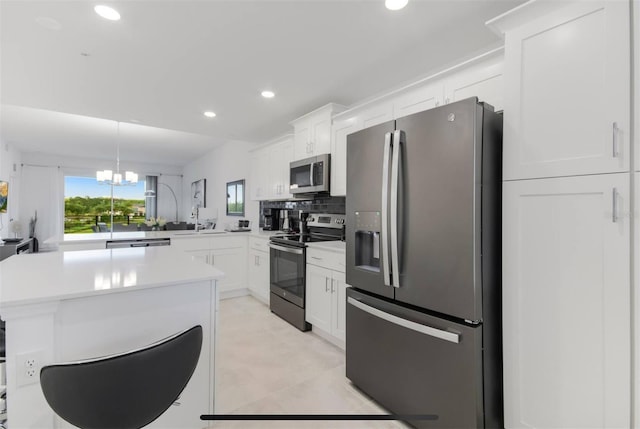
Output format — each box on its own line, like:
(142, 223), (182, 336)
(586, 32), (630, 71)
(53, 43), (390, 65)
(176, 236), (247, 297)
(503, 173), (630, 429)
(248, 248), (269, 304)
(305, 248), (346, 348)
(210, 247), (245, 294)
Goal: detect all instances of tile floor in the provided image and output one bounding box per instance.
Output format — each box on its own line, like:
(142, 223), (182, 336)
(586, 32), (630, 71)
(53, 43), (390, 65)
(211, 295), (409, 429)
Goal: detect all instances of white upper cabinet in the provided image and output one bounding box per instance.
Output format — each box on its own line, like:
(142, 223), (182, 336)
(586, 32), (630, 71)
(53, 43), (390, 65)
(249, 150), (269, 201)
(359, 101), (394, 129)
(292, 103), (346, 161)
(489, 0), (630, 180)
(268, 136), (294, 200)
(503, 173), (630, 429)
(393, 82), (442, 119)
(330, 116), (359, 197)
(249, 135), (294, 201)
(443, 57), (504, 112)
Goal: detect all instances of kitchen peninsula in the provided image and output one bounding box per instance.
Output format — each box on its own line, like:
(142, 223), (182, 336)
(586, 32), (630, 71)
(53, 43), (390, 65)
(0, 246), (223, 428)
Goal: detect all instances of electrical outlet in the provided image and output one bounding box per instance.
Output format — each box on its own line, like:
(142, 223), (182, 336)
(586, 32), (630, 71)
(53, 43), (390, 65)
(16, 350), (44, 387)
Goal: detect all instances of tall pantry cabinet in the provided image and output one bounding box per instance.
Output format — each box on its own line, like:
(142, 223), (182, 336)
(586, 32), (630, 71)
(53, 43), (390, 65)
(488, 1), (632, 428)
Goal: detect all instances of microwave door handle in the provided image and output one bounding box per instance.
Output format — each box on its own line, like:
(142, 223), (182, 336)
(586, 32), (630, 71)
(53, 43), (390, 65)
(381, 132), (393, 287)
(309, 162), (315, 187)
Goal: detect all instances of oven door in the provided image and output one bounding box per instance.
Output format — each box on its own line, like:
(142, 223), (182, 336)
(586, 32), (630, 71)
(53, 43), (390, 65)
(269, 243), (305, 307)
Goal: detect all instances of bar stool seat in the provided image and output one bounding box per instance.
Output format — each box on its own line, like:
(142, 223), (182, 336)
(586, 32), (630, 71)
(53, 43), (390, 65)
(40, 325), (202, 429)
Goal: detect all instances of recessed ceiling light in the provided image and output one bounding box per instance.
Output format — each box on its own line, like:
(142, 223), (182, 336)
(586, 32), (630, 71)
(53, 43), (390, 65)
(261, 90), (275, 99)
(204, 111), (216, 118)
(94, 5), (121, 21)
(385, 0), (408, 11)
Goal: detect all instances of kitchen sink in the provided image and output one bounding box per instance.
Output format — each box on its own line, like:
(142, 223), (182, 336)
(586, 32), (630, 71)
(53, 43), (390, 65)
(172, 230), (226, 236)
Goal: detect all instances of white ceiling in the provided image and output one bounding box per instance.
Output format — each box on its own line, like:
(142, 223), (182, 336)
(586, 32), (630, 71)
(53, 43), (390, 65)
(0, 0), (524, 166)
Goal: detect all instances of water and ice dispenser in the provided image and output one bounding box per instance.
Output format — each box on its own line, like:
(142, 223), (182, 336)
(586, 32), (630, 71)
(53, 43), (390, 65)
(354, 211), (381, 272)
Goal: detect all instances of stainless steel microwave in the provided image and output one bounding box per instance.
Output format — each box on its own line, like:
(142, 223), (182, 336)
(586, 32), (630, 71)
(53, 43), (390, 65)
(289, 154), (330, 194)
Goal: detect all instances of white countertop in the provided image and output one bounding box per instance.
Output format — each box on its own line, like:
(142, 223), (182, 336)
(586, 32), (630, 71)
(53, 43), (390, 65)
(47, 229), (283, 245)
(306, 240), (346, 253)
(0, 246), (224, 309)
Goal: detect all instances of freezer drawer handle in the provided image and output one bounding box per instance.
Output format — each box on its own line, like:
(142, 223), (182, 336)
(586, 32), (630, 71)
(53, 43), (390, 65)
(347, 297), (460, 344)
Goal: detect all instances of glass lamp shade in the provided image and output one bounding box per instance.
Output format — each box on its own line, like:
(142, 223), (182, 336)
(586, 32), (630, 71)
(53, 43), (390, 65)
(113, 173), (122, 185)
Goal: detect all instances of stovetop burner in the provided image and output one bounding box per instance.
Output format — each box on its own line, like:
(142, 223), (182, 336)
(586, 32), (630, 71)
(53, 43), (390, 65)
(270, 233), (335, 247)
(269, 213), (346, 248)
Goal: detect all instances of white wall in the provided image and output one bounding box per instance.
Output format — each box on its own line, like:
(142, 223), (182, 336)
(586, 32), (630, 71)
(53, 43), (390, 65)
(18, 152), (184, 243)
(182, 140), (259, 230)
(0, 140), (22, 240)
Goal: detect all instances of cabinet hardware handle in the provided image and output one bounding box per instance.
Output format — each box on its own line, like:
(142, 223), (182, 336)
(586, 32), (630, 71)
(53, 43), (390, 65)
(612, 187), (618, 223)
(325, 277), (330, 292)
(331, 278), (335, 293)
(311, 256), (322, 260)
(612, 122), (619, 158)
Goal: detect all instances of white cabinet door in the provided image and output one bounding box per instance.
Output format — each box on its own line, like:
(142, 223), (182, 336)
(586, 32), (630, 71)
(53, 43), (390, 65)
(249, 149), (269, 200)
(186, 249), (211, 265)
(359, 102), (393, 129)
(331, 271), (347, 343)
(293, 117), (312, 160)
(503, 173), (630, 429)
(305, 264), (332, 333)
(294, 111), (333, 160)
(393, 83), (442, 119)
(211, 247), (246, 293)
(269, 138), (294, 199)
(311, 114), (332, 156)
(501, 1), (630, 180)
(444, 59), (503, 112)
(248, 249), (269, 304)
(330, 116), (359, 196)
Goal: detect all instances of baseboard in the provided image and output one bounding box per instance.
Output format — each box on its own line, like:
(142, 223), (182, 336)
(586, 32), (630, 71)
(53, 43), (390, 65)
(248, 290), (269, 306)
(310, 326), (345, 351)
(219, 288), (250, 300)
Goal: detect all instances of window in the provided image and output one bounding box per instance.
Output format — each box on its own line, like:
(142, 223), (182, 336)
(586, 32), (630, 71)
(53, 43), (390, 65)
(64, 176), (146, 233)
(226, 179), (245, 216)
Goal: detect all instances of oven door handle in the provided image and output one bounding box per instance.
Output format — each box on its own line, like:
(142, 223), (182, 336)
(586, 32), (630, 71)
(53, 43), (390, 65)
(268, 243), (305, 255)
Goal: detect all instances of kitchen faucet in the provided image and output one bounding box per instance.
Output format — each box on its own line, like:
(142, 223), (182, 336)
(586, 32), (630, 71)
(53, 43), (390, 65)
(192, 204), (201, 231)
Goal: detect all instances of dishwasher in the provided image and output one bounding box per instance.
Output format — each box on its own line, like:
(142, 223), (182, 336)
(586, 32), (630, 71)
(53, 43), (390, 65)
(105, 238), (171, 248)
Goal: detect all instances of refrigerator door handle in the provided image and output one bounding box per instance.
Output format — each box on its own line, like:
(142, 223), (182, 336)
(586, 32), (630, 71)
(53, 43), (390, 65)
(347, 297), (460, 344)
(390, 130), (404, 288)
(381, 132), (393, 287)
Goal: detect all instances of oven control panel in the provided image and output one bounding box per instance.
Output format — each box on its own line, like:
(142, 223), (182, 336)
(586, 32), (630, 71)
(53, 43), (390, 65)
(306, 213), (346, 229)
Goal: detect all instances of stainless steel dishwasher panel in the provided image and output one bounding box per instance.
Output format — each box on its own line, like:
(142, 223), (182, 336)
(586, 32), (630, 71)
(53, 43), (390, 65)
(105, 238), (171, 249)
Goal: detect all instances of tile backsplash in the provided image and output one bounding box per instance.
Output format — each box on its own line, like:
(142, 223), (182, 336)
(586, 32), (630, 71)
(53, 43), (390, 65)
(259, 196), (345, 229)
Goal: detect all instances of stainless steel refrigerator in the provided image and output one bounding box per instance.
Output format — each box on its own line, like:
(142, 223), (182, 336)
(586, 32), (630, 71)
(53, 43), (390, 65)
(345, 97), (502, 428)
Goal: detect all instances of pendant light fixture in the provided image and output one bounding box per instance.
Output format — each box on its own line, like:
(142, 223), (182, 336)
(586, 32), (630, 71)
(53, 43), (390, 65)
(97, 122), (139, 186)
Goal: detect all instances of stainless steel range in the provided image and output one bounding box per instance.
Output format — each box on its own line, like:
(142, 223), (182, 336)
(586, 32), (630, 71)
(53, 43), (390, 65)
(268, 213), (345, 331)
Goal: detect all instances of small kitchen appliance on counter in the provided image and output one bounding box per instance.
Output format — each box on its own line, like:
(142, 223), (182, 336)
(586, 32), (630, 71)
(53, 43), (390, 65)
(268, 213), (345, 331)
(262, 209), (280, 231)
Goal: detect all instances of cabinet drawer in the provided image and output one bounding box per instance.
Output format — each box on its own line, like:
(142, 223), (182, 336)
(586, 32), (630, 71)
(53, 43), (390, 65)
(249, 237), (269, 253)
(307, 248), (345, 272)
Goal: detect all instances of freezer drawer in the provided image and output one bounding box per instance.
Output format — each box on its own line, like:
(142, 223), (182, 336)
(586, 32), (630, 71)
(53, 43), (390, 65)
(346, 288), (500, 428)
